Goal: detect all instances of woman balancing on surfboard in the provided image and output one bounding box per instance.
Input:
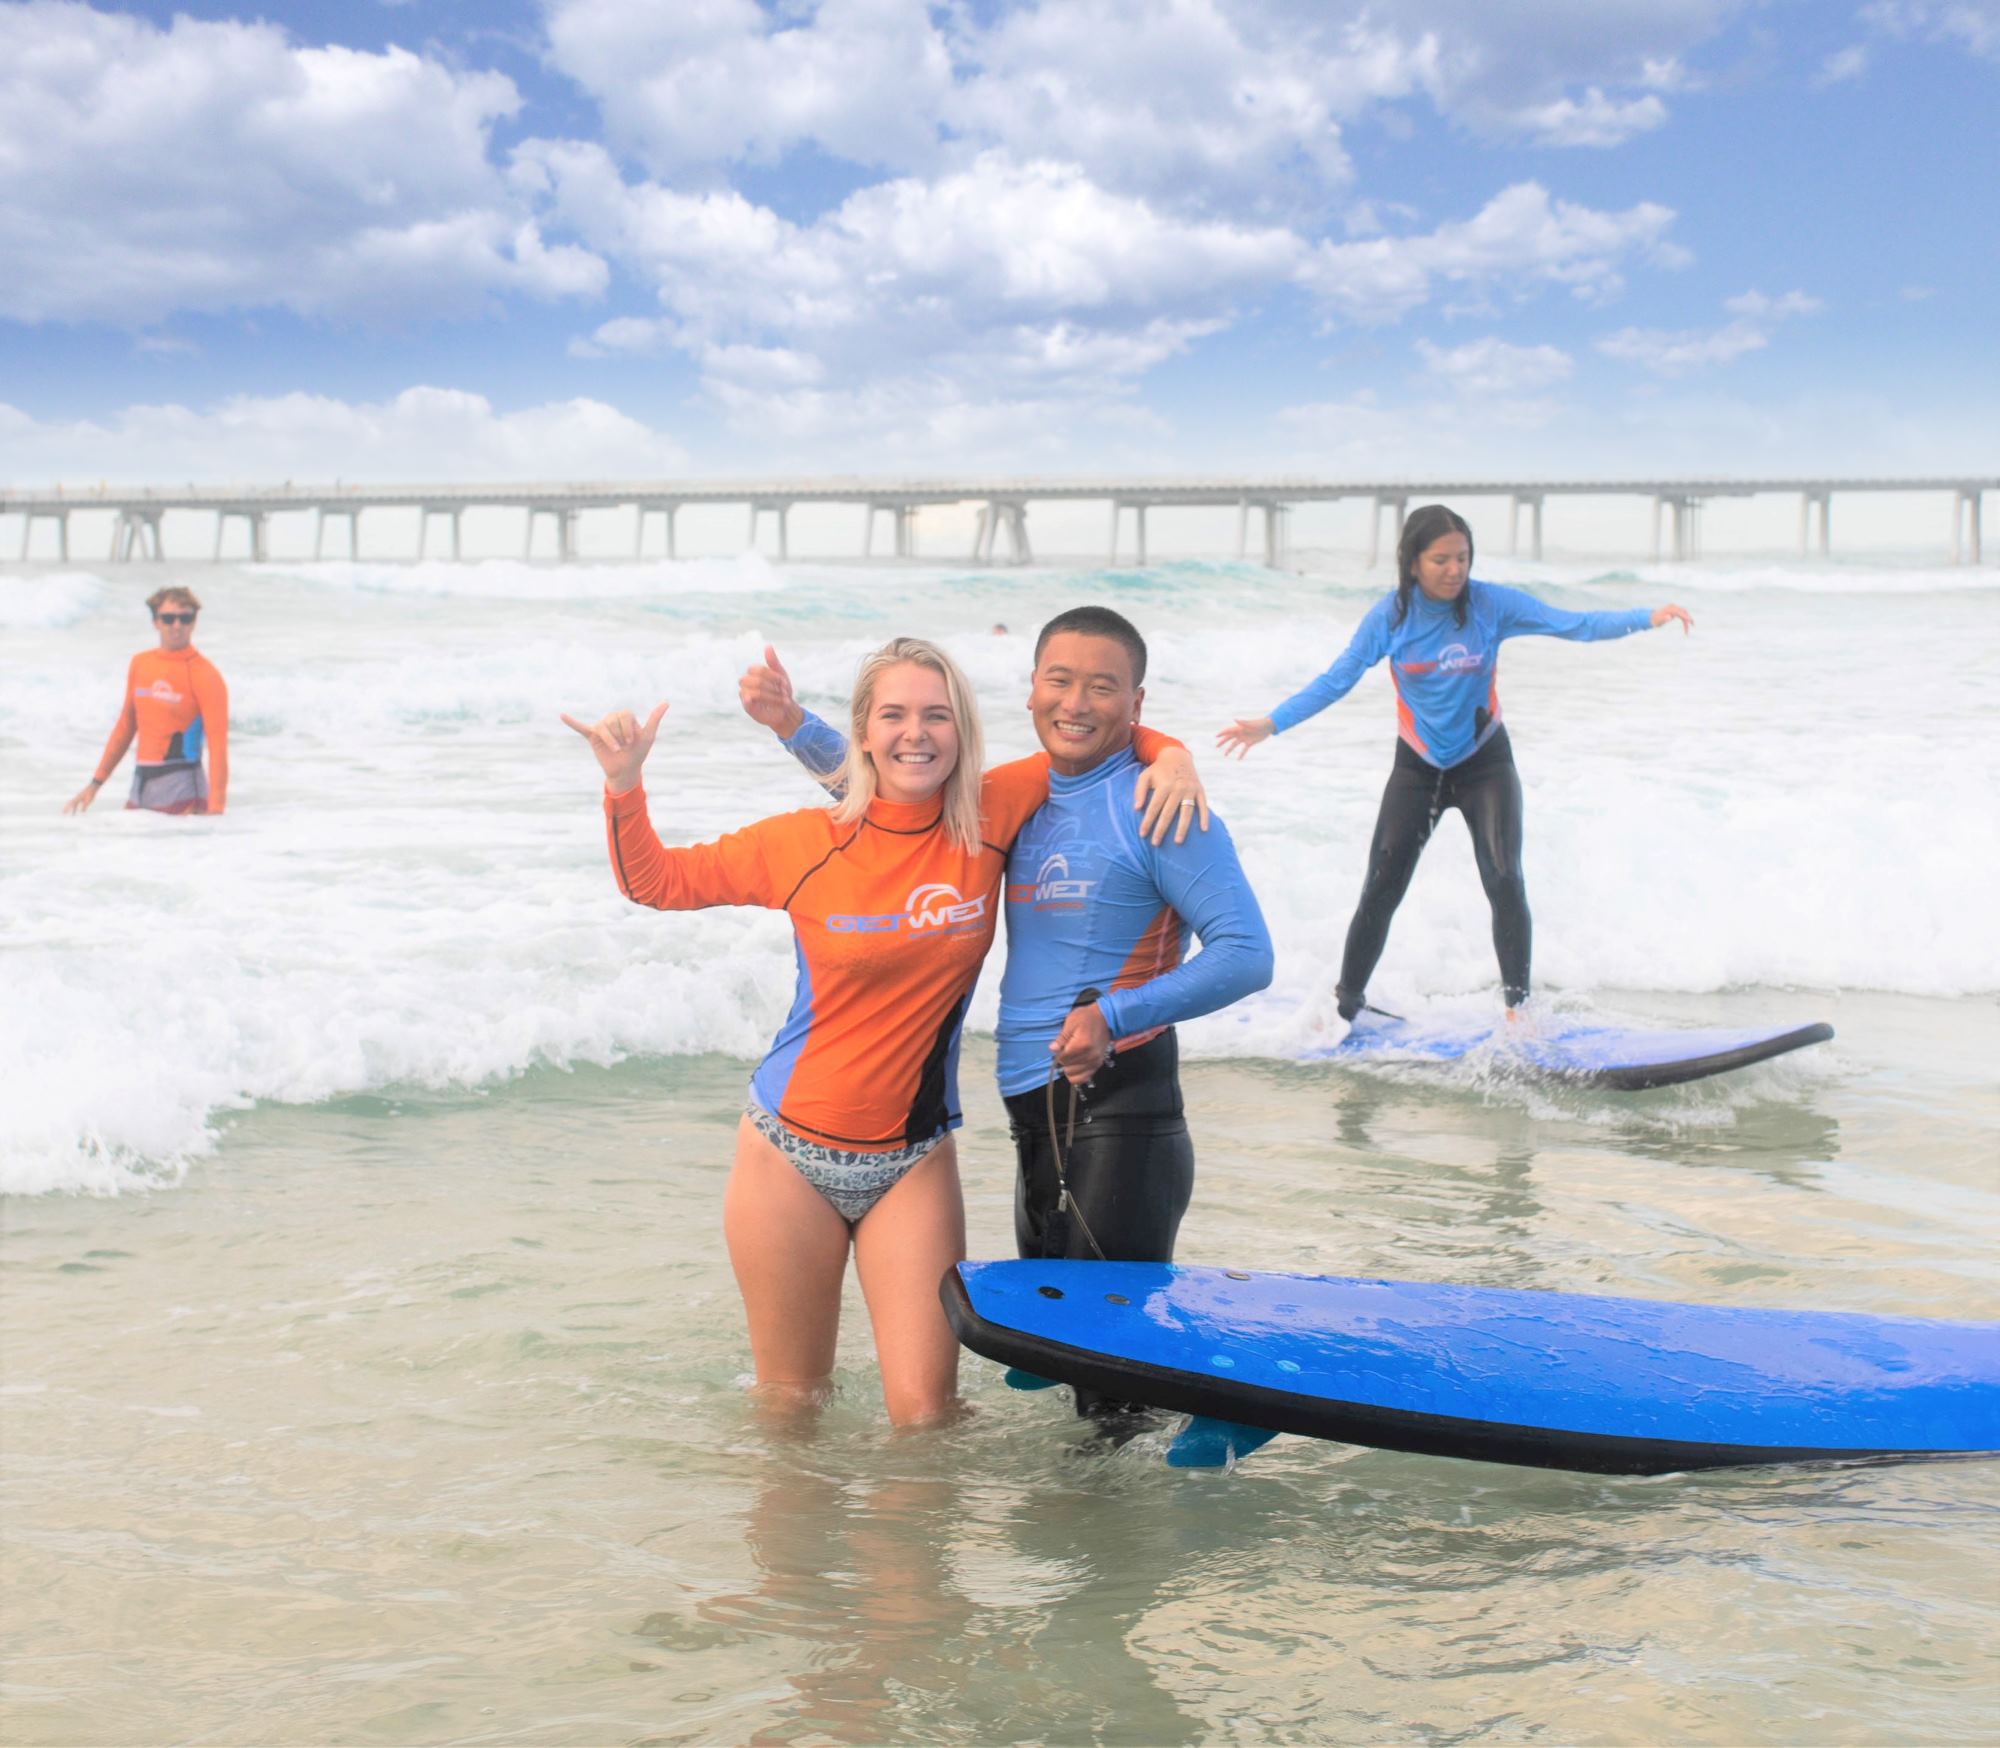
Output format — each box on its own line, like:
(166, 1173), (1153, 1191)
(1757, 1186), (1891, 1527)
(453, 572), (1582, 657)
(1219, 503), (1691, 1022)
(563, 639), (1199, 1427)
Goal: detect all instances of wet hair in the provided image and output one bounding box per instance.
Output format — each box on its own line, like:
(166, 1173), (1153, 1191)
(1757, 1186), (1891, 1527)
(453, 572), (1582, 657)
(833, 637), (985, 852)
(1392, 504), (1474, 629)
(146, 585), (201, 616)
(1033, 605), (1147, 686)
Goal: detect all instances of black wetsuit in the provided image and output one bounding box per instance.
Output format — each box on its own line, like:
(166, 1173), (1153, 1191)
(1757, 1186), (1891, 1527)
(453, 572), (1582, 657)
(1341, 727), (1530, 1011)
(1005, 1030), (1196, 1418)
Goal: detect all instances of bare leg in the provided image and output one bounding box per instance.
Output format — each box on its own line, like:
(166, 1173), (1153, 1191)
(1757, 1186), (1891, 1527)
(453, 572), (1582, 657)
(851, 1137), (966, 1428)
(722, 1116), (852, 1421)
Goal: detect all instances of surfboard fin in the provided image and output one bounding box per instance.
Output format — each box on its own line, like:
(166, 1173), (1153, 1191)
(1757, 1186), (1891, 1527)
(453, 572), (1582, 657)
(1003, 1367), (1060, 1391)
(1166, 1415), (1280, 1469)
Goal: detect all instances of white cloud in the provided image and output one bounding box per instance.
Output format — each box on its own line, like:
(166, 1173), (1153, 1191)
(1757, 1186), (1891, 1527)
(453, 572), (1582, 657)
(0, 3), (606, 325)
(1861, 1), (2000, 60)
(1505, 88), (1669, 147)
(1297, 182), (1681, 322)
(535, 0), (1725, 224)
(0, 387), (687, 486)
(1814, 44), (1871, 85)
(1597, 320), (1770, 374)
(1598, 286), (1821, 375)
(540, 0), (954, 175)
(527, 143), (1298, 391)
(1416, 336), (1574, 394)
(1723, 289), (1823, 319)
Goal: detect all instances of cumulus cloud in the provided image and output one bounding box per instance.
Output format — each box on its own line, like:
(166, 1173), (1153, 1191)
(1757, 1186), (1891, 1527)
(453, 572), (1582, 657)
(1296, 182), (1681, 323)
(1597, 287), (1821, 375)
(0, 387), (687, 486)
(0, 2), (606, 324)
(525, 142), (1299, 392)
(1504, 88), (1669, 147)
(1814, 44), (1871, 85)
(1861, 1), (2000, 60)
(1416, 336), (1574, 394)
(535, 0), (1726, 217)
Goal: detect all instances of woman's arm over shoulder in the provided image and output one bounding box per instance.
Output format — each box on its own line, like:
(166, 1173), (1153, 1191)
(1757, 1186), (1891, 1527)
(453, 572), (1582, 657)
(979, 754), (1051, 848)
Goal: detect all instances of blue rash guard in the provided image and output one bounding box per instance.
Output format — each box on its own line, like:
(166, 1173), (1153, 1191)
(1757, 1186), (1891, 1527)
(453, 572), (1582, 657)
(779, 713), (1274, 1099)
(1270, 582), (1654, 770)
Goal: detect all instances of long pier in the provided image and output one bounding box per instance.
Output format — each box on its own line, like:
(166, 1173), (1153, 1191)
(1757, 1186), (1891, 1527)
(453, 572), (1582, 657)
(1, 474), (1990, 566)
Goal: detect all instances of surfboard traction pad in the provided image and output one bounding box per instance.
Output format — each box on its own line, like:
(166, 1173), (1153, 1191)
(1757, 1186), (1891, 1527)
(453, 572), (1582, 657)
(1328, 1019), (1835, 1091)
(943, 1261), (2000, 1476)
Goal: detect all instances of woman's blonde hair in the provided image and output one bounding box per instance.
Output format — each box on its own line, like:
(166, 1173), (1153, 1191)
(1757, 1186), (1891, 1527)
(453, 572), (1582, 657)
(832, 637), (985, 852)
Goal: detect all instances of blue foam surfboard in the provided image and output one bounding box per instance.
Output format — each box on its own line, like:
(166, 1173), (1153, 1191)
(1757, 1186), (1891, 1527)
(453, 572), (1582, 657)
(944, 1260), (2000, 1475)
(1320, 1016), (1833, 1090)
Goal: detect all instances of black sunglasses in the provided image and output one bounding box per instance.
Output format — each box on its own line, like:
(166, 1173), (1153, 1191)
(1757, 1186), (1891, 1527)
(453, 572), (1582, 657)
(155, 612), (197, 625)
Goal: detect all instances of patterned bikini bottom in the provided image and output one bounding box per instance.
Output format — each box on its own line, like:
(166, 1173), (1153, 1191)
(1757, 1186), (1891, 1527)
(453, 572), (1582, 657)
(745, 1103), (946, 1225)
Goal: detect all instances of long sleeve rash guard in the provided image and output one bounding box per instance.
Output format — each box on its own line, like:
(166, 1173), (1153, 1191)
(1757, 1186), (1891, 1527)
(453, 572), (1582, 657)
(1268, 582), (1653, 770)
(95, 646), (230, 810)
(778, 712), (1271, 1097)
(604, 760), (1049, 1149)
(994, 744), (1272, 1096)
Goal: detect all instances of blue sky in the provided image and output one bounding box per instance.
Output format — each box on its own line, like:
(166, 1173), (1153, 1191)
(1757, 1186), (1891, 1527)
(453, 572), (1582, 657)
(1, 0), (1994, 483)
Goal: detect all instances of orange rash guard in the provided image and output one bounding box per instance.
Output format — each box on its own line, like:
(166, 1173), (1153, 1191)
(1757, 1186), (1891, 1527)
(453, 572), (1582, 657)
(94, 646), (230, 812)
(602, 728), (1180, 1151)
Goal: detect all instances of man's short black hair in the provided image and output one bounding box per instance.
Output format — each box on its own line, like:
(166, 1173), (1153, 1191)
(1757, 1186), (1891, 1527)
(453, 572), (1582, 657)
(1033, 605), (1147, 686)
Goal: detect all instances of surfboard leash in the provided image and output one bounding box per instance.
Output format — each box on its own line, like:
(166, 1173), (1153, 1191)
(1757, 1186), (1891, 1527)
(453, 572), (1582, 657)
(1045, 988), (1108, 1262)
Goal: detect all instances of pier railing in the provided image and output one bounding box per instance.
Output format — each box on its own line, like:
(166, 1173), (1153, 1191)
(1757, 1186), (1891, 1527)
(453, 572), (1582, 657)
(2, 474), (1990, 566)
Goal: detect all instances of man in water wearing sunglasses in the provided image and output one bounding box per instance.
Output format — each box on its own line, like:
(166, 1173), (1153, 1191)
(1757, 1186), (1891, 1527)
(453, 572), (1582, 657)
(64, 586), (229, 816)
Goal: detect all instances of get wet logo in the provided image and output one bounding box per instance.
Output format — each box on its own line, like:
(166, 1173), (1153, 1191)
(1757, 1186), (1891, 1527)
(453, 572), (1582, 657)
(1401, 643), (1486, 678)
(827, 882), (989, 934)
(138, 679), (185, 703)
(1006, 851), (1095, 908)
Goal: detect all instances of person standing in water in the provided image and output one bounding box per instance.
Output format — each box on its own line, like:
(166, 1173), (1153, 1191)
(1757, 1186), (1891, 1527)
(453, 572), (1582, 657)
(65, 586), (229, 816)
(566, 637), (1199, 1428)
(743, 609), (1273, 1425)
(1218, 504), (1692, 1020)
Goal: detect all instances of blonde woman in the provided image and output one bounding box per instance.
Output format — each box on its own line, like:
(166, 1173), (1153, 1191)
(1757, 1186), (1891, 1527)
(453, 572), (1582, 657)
(564, 639), (1195, 1426)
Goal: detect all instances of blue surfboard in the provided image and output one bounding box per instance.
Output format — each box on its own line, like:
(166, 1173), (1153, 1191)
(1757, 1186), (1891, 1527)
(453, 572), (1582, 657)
(1320, 1015), (1833, 1090)
(944, 1260), (2000, 1475)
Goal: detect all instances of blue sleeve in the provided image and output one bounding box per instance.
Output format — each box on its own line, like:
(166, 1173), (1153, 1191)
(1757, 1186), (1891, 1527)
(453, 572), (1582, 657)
(779, 707), (849, 789)
(1095, 816), (1274, 1039)
(1268, 599), (1390, 734)
(1486, 583), (1652, 643)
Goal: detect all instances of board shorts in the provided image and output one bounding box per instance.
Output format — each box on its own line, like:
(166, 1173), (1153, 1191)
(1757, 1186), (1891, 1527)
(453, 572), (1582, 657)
(745, 1102), (946, 1226)
(127, 763), (209, 815)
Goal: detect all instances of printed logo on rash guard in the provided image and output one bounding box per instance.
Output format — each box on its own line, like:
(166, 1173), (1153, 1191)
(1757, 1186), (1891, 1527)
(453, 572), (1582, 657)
(827, 882), (989, 934)
(1397, 644), (1486, 678)
(1006, 851), (1096, 908)
(139, 679), (185, 703)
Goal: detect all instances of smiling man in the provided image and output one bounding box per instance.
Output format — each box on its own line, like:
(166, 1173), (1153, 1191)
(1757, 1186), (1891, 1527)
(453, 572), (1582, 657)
(742, 606), (1273, 1421)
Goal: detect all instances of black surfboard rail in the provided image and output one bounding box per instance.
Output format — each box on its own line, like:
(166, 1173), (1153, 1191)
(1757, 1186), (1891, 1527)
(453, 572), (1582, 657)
(1582, 1021), (1834, 1091)
(941, 1264), (1912, 1476)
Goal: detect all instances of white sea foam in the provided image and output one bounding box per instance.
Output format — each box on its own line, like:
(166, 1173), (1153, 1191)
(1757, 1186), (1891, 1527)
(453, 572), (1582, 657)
(247, 553), (785, 599)
(4, 552), (1995, 1192)
(0, 571), (106, 628)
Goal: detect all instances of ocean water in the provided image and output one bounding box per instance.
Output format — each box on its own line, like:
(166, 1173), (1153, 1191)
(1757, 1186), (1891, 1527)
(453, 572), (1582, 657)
(2, 549), (1997, 1744)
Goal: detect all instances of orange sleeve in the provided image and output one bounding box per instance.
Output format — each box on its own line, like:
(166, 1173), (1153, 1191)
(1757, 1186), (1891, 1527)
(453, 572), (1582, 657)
(1131, 724), (1185, 762)
(979, 755), (1051, 848)
(93, 658), (139, 784)
(194, 656), (228, 813)
(603, 783), (795, 910)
